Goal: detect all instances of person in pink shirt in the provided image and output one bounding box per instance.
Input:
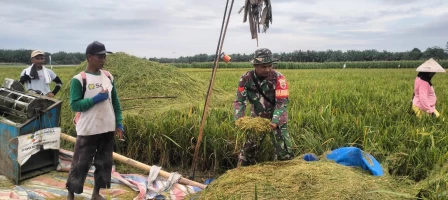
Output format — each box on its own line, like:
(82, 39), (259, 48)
(412, 58), (446, 118)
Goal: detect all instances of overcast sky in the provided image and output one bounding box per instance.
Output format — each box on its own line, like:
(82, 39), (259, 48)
(1, 0), (447, 58)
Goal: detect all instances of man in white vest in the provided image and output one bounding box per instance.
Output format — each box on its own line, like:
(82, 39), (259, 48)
(66, 41), (124, 200)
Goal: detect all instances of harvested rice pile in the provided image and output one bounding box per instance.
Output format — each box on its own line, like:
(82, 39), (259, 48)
(199, 157), (417, 200)
(58, 53), (231, 132)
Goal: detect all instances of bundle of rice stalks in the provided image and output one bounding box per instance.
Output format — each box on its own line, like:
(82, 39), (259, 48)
(235, 116), (272, 136)
(234, 116), (273, 155)
(199, 157), (418, 200)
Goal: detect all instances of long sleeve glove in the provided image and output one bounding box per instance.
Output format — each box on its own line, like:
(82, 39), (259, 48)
(92, 92), (109, 104)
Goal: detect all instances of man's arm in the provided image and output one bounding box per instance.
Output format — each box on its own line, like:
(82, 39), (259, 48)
(51, 76), (63, 95)
(51, 76), (62, 95)
(111, 81), (123, 127)
(69, 78), (95, 112)
(233, 74), (248, 120)
(19, 69), (29, 85)
(272, 75), (289, 127)
(47, 70), (62, 96)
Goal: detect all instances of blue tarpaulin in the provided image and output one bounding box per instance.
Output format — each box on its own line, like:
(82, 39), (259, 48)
(326, 147), (384, 176)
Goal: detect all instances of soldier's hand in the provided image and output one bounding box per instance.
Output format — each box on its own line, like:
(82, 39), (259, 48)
(270, 123), (278, 130)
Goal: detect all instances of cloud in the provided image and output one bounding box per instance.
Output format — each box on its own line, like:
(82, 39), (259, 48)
(377, 0), (420, 5)
(0, 0), (447, 57)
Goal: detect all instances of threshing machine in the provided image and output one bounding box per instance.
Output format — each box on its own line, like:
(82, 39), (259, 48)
(0, 78), (62, 184)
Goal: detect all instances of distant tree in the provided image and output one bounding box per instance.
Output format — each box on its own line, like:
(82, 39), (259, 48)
(148, 57), (158, 62)
(2, 45), (448, 64)
(422, 46), (448, 60)
(407, 48), (422, 60)
(445, 42), (448, 53)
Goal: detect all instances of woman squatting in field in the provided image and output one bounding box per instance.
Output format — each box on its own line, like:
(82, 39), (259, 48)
(412, 58), (446, 118)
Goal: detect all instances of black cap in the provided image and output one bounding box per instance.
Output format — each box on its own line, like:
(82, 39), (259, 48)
(85, 41), (113, 55)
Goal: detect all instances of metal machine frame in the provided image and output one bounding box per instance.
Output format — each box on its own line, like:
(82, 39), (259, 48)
(0, 87), (62, 184)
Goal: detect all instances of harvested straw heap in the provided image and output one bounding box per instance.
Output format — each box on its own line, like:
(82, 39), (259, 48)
(59, 53), (231, 133)
(199, 157), (417, 199)
(235, 116), (272, 136)
(60, 53), (229, 114)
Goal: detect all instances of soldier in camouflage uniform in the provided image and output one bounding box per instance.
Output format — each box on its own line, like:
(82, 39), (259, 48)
(234, 48), (293, 166)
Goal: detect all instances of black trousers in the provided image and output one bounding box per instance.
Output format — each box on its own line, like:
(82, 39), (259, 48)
(66, 132), (115, 194)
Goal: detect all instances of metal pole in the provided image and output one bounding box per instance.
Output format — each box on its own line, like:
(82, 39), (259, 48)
(49, 55), (53, 69)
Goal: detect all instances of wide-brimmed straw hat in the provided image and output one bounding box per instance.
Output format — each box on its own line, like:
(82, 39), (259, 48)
(416, 58), (446, 73)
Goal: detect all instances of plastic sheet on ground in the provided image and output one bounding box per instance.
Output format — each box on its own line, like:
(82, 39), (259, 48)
(326, 147), (384, 176)
(0, 149), (205, 199)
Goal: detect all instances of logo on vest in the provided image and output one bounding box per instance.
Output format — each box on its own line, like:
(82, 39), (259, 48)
(88, 83), (103, 90)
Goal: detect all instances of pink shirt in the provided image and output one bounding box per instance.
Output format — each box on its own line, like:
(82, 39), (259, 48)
(413, 77), (436, 113)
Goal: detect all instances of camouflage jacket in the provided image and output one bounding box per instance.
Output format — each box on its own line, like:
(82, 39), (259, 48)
(233, 70), (289, 126)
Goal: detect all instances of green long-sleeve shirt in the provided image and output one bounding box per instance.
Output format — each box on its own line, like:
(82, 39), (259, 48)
(69, 71), (123, 126)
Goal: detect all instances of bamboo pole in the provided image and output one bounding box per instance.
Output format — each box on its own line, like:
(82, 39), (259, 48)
(189, 0), (235, 180)
(60, 133), (207, 190)
(120, 96), (177, 101)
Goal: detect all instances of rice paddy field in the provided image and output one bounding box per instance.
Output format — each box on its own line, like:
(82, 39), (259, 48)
(172, 60), (448, 69)
(1, 54), (448, 199)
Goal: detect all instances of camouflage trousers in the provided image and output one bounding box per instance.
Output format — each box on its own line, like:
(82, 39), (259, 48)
(238, 124), (293, 166)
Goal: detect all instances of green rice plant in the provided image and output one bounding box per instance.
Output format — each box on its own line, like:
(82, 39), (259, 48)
(171, 60), (448, 69)
(2, 59), (448, 197)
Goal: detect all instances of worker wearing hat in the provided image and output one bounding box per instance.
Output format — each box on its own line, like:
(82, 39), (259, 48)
(65, 41), (123, 200)
(412, 58), (446, 118)
(233, 48), (294, 166)
(19, 50), (63, 96)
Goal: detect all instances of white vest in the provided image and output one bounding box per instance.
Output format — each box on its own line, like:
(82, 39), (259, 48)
(73, 71), (116, 136)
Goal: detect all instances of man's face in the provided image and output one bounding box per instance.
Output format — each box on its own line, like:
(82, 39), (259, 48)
(88, 54), (106, 69)
(254, 63), (273, 77)
(31, 55), (45, 67)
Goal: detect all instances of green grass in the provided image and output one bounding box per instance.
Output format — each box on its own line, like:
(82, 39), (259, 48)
(1, 64), (447, 197)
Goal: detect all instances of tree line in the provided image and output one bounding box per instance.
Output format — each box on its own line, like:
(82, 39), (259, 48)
(0, 49), (85, 65)
(149, 45), (448, 63)
(1, 43), (447, 65)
